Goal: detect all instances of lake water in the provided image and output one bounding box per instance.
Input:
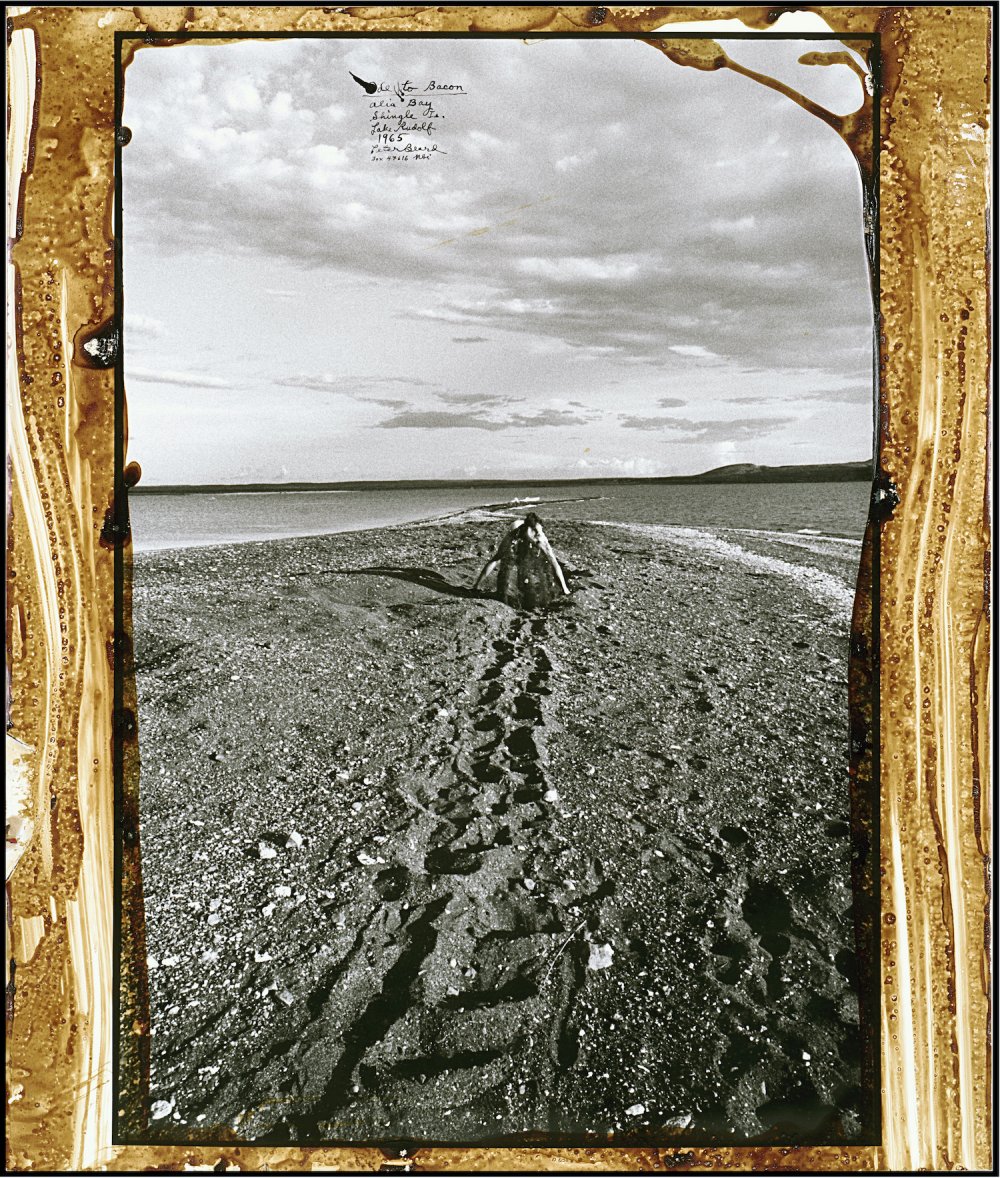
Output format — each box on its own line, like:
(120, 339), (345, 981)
(130, 481), (871, 552)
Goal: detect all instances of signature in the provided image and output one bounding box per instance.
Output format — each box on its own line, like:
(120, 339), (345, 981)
(382, 79), (466, 100)
(350, 71), (465, 101)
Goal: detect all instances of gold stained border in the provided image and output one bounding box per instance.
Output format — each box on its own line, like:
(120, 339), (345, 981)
(4, 5), (992, 1173)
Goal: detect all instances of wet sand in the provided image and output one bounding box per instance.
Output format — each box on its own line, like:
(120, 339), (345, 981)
(132, 512), (863, 1146)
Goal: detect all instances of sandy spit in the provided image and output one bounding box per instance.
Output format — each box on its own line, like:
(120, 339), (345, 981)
(132, 516), (863, 1146)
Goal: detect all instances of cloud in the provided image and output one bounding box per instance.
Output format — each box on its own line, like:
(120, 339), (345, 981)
(724, 381), (872, 406)
(399, 241), (869, 376)
(377, 409), (507, 431)
(709, 215), (756, 235)
(121, 37), (873, 480)
(674, 415), (798, 443)
(517, 254), (645, 283)
(810, 383), (872, 403)
(618, 414), (704, 432)
(376, 404), (594, 431)
(668, 345), (719, 360)
(274, 373), (437, 399)
(574, 455), (665, 476)
(617, 413), (796, 440)
(126, 366), (232, 389)
(436, 391), (514, 406)
(221, 75), (263, 114)
(123, 36), (872, 385)
(124, 314), (167, 339)
(507, 408), (592, 427)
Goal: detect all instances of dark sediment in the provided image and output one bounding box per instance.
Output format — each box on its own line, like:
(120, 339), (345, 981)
(132, 516), (863, 1145)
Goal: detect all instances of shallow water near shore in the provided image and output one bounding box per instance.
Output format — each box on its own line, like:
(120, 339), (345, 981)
(130, 479), (870, 551)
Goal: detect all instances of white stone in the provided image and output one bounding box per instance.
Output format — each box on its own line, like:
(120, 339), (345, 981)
(587, 942), (614, 971)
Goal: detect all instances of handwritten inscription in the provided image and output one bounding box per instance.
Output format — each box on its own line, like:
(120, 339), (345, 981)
(353, 75), (465, 163)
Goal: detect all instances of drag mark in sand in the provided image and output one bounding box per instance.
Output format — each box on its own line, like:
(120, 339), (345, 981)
(256, 607), (615, 1142)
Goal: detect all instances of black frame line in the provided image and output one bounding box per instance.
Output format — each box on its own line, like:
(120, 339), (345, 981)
(119, 31), (880, 39)
(112, 25), (126, 1152)
(111, 25), (883, 1157)
(866, 26), (883, 1160)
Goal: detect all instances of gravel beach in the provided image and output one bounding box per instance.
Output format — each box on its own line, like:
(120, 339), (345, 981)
(132, 511), (863, 1146)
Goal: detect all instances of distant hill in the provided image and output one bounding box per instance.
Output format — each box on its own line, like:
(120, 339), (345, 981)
(684, 460), (872, 484)
(131, 460), (872, 495)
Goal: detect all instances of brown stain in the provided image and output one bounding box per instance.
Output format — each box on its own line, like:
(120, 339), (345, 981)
(4, 3), (992, 1173)
(640, 32), (876, 188)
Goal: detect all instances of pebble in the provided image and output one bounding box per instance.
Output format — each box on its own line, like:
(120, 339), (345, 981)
(587, 943), (614, 971)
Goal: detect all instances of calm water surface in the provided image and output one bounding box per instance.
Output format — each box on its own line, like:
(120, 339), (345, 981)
(129, 481), (870, 552)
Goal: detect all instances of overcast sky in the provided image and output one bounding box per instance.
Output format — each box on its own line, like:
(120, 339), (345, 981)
(122, 34), (873, 484)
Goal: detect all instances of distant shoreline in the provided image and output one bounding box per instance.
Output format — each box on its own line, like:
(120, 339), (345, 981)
(131, 460), (872, 495)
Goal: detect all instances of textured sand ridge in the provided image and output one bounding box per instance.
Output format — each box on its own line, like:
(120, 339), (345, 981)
(133, 514), (863, 1145)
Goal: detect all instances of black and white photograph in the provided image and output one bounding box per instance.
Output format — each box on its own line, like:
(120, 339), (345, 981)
(123, 32), (875, 1145)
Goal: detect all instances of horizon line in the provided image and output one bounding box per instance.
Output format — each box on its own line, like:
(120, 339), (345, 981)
(130, 458), (873, 493)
